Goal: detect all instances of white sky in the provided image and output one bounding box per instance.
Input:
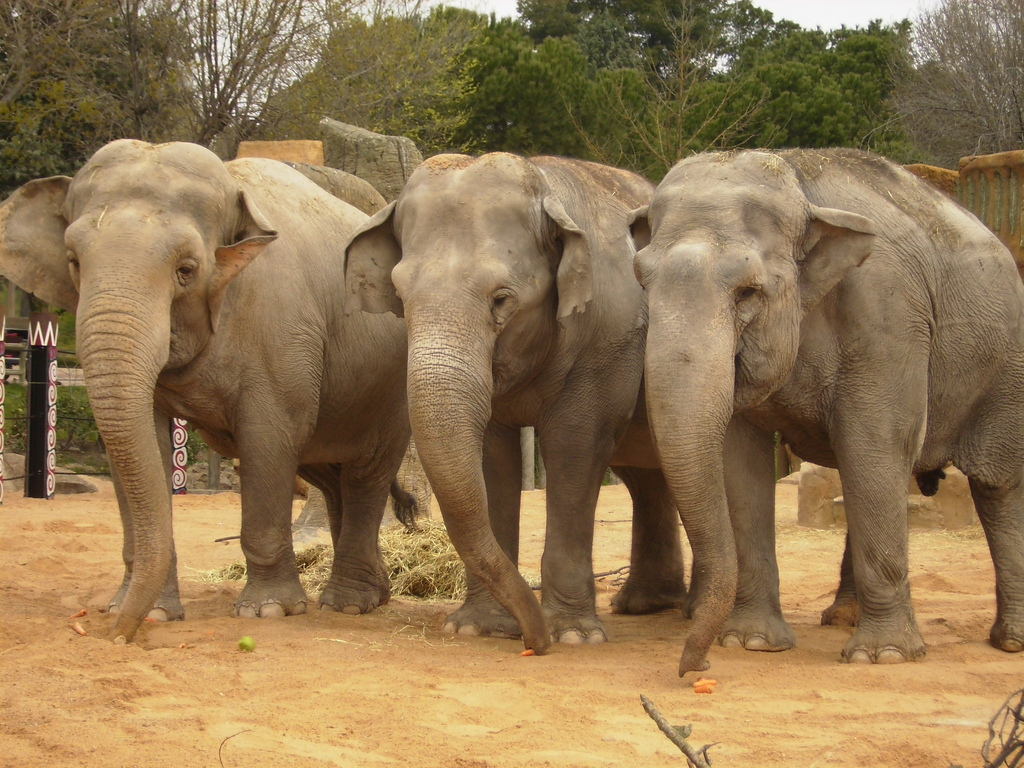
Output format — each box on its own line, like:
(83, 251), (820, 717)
(442, 0), (943, 30)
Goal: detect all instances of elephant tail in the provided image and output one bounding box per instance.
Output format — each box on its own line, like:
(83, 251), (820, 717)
(390, 480), (420, 530)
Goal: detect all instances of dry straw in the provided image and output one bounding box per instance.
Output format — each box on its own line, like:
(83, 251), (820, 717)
(205, 520), (470, 601)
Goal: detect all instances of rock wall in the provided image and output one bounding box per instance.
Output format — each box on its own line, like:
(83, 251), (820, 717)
(796, 462), (978, 530)
(319, 118), (423, 202)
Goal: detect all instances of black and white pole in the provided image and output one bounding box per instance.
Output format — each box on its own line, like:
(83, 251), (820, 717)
(26, 312), (58, 499)
(171, 418), (188, 494)
(0, 308), (6, 504)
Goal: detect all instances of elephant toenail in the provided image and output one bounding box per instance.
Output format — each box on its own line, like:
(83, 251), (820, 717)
(147, 607), (169, 622)
(744, 636), (769, 651)
(847, 649), (873, 664)
(559, 630), (585, 644)
(341, 605), (362, 615)
(720, 634), (743, 649)
(457, 625), (482, 636)
(875, 648), (907, 664)
(258, 603), (285, 619)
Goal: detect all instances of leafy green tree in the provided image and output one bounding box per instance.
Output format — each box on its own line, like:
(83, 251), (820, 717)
(271, 3), (482, 155)
(724, 22), (912, 156)
(0, 1), (127, 195)
(453, 18), (594, 157)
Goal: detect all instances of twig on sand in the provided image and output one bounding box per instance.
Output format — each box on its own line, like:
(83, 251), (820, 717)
(218, 729), (252, 768)
(594, 565), (630, 579)
(641, 694), (719, 768)
(983, 687), (1024, 767)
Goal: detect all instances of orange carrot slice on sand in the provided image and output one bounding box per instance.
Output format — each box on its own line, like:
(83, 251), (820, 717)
(71, 622), (87, 636)
(693, 678), (718, 694)
(520, 649), (536, 656)
(69, 609), (87, 619)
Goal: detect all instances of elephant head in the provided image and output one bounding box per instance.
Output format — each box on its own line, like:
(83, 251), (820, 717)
(629, 150), (875, 674)
(344, 153), (600, 653)
(0, 140), (277, 640)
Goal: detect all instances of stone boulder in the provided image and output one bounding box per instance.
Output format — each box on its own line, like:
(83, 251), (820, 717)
(1, 452), (98, 496)
(319, 118), (422, 202)
(796, 462), (978, 530)
(282, 162), (387, 215)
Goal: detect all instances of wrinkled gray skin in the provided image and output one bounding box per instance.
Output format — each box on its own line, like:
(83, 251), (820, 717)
(0, 140), (410, 642)
(346, 153), (688, 655)
(632, 148), (1024, 671)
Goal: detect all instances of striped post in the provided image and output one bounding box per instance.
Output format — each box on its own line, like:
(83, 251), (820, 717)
(171, 418), (188, 494)
(0, 309), (6, 504)
(26, 312), (58, 499)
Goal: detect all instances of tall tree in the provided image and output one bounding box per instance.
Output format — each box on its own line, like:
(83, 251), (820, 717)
(895, 0), (1024, 167)
(0, 1), (127, 194)
(271, 2), (482, 155)
(453, 17), (594, 157)
(178, 0), (330, 153)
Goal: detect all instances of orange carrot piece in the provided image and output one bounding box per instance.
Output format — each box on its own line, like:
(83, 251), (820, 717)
(71, 622), (87, 636)
(69, 609), (87, 619)
(520, 648), (536, 656)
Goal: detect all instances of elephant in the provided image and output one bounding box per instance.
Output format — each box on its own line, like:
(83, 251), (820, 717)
(345, 152), (695, 655)
(630, 147), (1024, 672)
(0, 139), (411, 643)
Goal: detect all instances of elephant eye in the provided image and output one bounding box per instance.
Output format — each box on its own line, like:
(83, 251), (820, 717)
(491, 289), (517, 325)
(176, 262), (198, 287)
(735, 285), (759, 302)
(66, 250), (79, 269)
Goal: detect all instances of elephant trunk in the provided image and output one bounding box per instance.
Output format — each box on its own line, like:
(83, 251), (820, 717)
(406, 307), (550, 653)
(77, 275), (173, 642)
(645, 290), (738, 676)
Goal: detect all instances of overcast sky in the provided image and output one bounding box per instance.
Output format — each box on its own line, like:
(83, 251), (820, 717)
(441, 0), (943, 30)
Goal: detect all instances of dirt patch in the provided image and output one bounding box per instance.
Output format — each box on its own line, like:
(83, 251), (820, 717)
(0, 480), (1018, 767)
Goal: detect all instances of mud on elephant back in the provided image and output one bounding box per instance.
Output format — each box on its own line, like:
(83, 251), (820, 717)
(0, 139), (412, 643)
(630, 147), (1024, 669)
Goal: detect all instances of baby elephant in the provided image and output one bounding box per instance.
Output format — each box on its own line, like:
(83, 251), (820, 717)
(632, 148), (1024, 672)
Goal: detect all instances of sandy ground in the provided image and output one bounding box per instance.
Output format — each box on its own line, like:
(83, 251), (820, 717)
(0, 477), (1020, 768)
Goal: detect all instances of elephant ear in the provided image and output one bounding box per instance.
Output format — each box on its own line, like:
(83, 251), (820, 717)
(0, 176), (79, 312)
(344, 201), (403, 317)
(798, 204), (876, 313)
(627, 205), (651, 251)
(543, 195), (592, 321)
(209, 189), (278, 330)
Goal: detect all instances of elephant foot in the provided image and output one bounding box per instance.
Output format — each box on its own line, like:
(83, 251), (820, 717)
(719, 607), (795, 652)
(841, 627), (925, 664)
(610, 574), (685, 616)
(821, 595), (859, 627)
(318, 577), (391, 615)
(442, 599), (523, 639)
(235, 579), (308, 619)
(990, 620), (1024, 652)
(108, 593), (185, 622)
(546, 610), (607, 644)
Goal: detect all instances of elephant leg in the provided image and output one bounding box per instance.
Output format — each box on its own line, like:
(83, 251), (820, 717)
(609, 466), (686, 615)
(442, 421), (524, 639)
(968, 472), (1024, 652)
(318, 462), (394, 615)
(538, 419), (617, 644)
(820, 532), (859, 626)
(833, 404), (926, 663)
(234, 435), (307, 619)
(108, 410), (184, 622)
(719, 417), (796, 652)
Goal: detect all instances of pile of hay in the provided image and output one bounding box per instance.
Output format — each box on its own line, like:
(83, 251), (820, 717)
(204, 520), (469, 601)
